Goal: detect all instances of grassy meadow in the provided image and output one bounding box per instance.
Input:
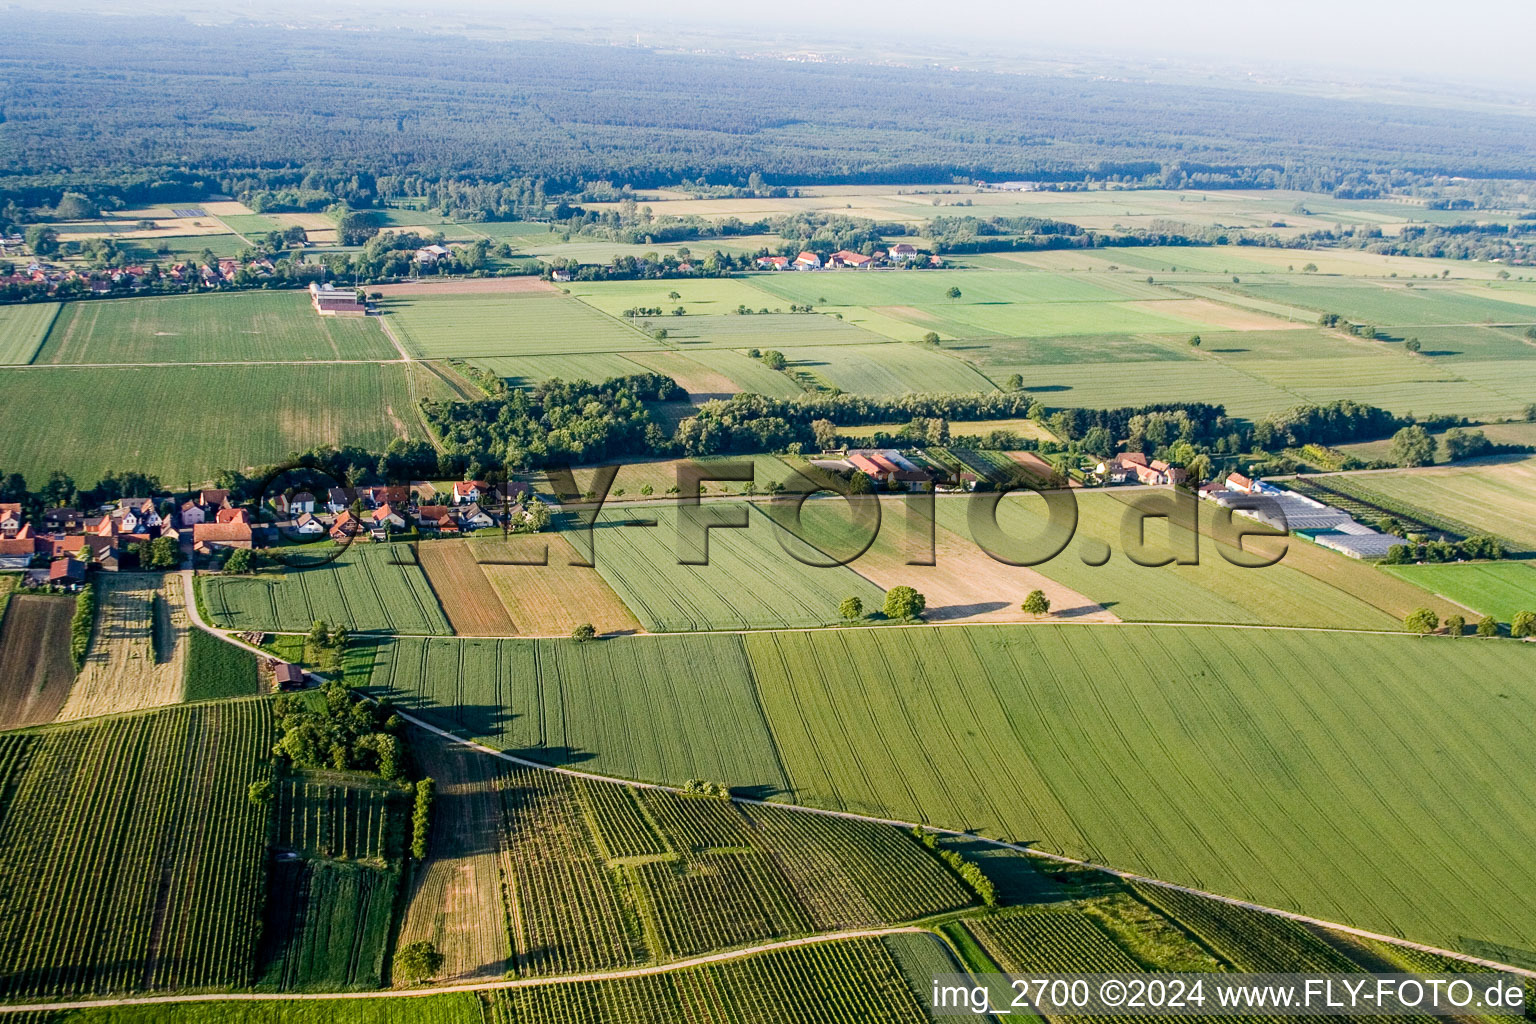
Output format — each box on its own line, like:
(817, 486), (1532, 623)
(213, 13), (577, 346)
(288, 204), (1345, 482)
(1330, 457), (1536, 552)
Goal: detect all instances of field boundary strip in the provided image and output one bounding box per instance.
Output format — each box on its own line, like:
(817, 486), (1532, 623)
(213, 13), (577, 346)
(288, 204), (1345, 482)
(160, 568), (1536, 987)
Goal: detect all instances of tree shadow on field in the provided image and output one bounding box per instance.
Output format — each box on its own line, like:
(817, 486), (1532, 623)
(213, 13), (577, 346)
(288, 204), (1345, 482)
(507, 744), (597, 769)
(730, 783), (786, 802)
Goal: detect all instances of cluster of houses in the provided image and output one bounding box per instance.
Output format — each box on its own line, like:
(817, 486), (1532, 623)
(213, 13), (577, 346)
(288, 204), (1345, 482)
(275, 480), (532, 544)
(0, 479), (539, 585)
(809, 450), (944, 490)
(756, 243), (939, 271)
(1, 256), (287, 295)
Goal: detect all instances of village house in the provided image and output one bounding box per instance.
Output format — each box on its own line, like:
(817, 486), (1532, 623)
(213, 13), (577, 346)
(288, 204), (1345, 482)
(1224, 471), (1255, 494)
(889, 242), (918, 262)
(41, 508), (84, 532)
(828, 249), (873, 269)
(414, 505), (459, 533)
(793, 251), (822, 270)
(178, 500), (206, 526)
(371, 504), (406, 532)
(192, 521), (253, 554)
(115, 498), (162, 532)
(289, 491), (317, 515)
(330, 510), (361, 541)
(755, 255), (791, 270)
(414, 243), (452, 265)
(368, 485), (411, 508)
(327, 487), (358, 514)
(292, 512), (325, 536)
(0, 536), (35, 570)
(200, 489), (232, 510)
(0, 503), (22, 537)
(217, 507), (252, 525)
(486, 481), (530, 507)
(458, 502), (496, 530)
(451, 480), (487, 505)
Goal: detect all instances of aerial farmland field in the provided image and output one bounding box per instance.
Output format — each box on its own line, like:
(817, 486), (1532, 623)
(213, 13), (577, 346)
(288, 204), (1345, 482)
(743, 622), (1536, 957)
(646, 311), (887, 348)
(367, 632), (787, 789)
(0, 594), (76, 729)
(580, 503), (886, 631)
(0, 700), (273, 999)
(32, 292), (396, 363)
(202, 543), (453, 636)
(786, 343), (997, 395)
(1329, 456), (1536, 552)
(0, 302), (60, 363)
(61, 573), (190, 720)
(0, 361), (450, 484)
(381, 292), (658, 358)
(1384, 561), (1536, 622)
(1226, 279), (1536, 328)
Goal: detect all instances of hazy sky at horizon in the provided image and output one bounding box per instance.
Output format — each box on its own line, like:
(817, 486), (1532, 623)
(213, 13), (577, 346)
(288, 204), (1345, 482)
(432, 0), (1536, 90)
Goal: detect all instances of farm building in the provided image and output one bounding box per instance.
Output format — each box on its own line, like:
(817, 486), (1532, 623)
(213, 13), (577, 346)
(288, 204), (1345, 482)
(48, 558), (86, 585)
(828, 250), (873, 269)
(755, 255), (790, 270)
(1314, 530), (1403, 559)
(794, 251), (822, 270)
(308, 282), (367, 317)
(274, 663), (306, 691)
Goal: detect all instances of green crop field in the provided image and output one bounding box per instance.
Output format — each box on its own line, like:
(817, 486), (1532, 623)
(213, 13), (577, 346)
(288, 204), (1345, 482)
(672, 348), (806, 397)
(259, 860), (398, 992)
(927, 491), (1442, 629)
(566, 278), (782, 319)
(787, 343), (996, 395)
(32, 292), (396, 363)
(185, 628), (261, 701)
(1227, 279), (1536, 328)
(0, 700), (273, 999)
(1330, 457), (1536, 552)
(745, 623), (1536, 957)
(203, 543), (452, 636)
(367, 632), (787, 788)
(580, 503), (886, 631)
(0, 361), (450, 485)
(1385, 561), (1536, 622)
(215, 213), (284, 236)
(382, 293), (657, 358)
(472, 352), (651, 387)
(651, 312), (887, 348)
(0, 303), (60, 363)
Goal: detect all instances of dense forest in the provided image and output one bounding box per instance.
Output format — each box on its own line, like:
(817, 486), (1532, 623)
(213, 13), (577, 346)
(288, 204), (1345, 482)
(5, 15), (1536, 203)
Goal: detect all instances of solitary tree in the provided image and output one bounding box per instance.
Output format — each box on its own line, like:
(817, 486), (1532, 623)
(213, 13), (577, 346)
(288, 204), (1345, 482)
(393, 941), (444, 984)
(1476, 615), (1499, 637)
(1405, 607), (1440, 635)
(224, 548), (255, 574)
(1513, 610), (1536, 638)
(1404, 337), (1421, 353)
(1003, 373), (1024, 391)
(1388, 426), (1436, 468)
(883, 586), (926, 621)
(1444, 613), (1465, 637)
(921, 331), (940, 346)
(945, 286), (962, 302)
(1188, 334), (1202, 347)
(571, 623), (597, 642)
(1022, 590), (1051, 616)
(838, 596), (863, 621)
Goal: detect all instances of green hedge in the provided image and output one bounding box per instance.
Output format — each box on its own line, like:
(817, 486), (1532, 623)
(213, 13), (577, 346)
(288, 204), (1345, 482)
(69, 583), (97, 671)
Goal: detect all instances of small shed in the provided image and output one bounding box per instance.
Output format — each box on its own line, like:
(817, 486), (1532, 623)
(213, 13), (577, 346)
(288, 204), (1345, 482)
(274, 663), (307, 691)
